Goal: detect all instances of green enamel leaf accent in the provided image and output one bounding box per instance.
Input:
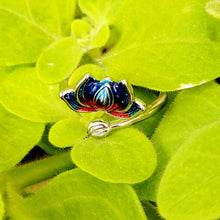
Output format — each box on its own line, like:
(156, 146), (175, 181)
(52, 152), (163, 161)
(68, 64), (107, 88)
(134, 81), (220, 201)
(37, 37), (84, 84)
(49, 118), (87, 148)
(158, 122), (220, 220)
(89, 24), (110, 49)
(71, 19), (91, 39)
(206, 0), (220, 19)
(78, 0), (122, 26)
(0, 4), (54, 66)
(72, 128), (157, 184)
(26, 0), (76, 37)
(92, 0), (220, 91)
(9, 169), (147, 220)
(0, 67), (77, 122)
(0, 104), (44, 172)
(0, 194), (4, 219)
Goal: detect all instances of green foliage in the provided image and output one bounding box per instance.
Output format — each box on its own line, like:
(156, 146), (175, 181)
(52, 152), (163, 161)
(134, 81), (220, 201)
(0, 0), (219, 219)
(49, 118), (86, 147)
(9, 169), (147, 220)
(72, 128), (157, 184)
(0, 104), (44, 172)
(37, 37), (84, 83)
(157, 122), (220, 220)
(0, 195), (4, 219)
(0, 67), (77, 122)
(206, 0), (220, 19)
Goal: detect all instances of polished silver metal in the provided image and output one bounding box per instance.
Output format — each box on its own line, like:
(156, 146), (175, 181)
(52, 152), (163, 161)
(88, 92), (167, 138)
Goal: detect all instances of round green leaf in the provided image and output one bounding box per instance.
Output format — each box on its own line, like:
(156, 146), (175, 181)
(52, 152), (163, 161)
(72, 128), (157, 184)
(89, 24), (110, 49)
(0, 5), (54, 66)
(0, 104), (44, 172)
(135, 81), (220, 201)
(206, 0), (220, 19)
(71, 19), (91, 39)
(9, 169), (147, 220)
(0, 67), (77, 122)
(49, 118), (87, 148)
(68, 64), (107, 88)
(158, 122), (220, 220)
(37, 37), (84, 84)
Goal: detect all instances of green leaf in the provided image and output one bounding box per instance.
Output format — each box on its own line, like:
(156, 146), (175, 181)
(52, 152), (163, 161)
(49, 118), (87, 148)
(89, 24), (110, 49)
(0, 5), (54, 65)
(0, 194), (4, 219)
(0, 104), (44, 172)
(72, 128), (157, 184)
(134, 81), (220, 200)
(26, 0), (76, 37)
(157, 122), (220, 220)
(134, 88), (177, 138)
(89, 0), (220, 91)
(0, 67), (78, 122)
(9, 169), (147, 220)
(78, 0), (122, 26)
(68, 64), (107, 88)
(206, 0), (220, 19)
(142, 201), (163, 220)
(37, 37), (84, 84)
(71, 19), (91, 40)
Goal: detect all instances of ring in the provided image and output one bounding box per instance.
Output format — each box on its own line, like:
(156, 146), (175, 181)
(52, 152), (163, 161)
(60, 74), (167, 138)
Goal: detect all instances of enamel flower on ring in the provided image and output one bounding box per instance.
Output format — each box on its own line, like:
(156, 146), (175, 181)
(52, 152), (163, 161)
(60, 74), (145, 118)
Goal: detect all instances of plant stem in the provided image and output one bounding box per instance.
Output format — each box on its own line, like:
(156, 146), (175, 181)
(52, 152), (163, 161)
(1, 151), (74, 192)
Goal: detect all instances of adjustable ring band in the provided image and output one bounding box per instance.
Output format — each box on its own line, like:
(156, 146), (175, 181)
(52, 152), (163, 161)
(60, 74), (167, 138)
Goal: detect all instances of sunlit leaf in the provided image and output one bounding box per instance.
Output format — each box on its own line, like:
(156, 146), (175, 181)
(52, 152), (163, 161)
(158, 122), (220, 220)
(206, 0), (220, 19)
(26, 0), (76, 37)
(9, 169), (147, 220)
(134, 81), (220, 200)
(72, 128), (157, 184)
(37, 37), (84, 84)
(0, 67), (77, 122)
(0, 104), (44, 172)
(49, 118), (86, 148)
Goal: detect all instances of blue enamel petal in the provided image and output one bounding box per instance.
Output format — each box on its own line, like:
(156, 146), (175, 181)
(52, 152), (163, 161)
(61, 90), (96, 112)
(111, 81), (131, 111)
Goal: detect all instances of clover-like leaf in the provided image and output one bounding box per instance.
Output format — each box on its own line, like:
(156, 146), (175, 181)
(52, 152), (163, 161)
(206, 0), (220, 19)
(71, 128), (156, 184)
(157, 122), (220, 220)
(9, 169), (147, 220)
(49, 118), (87, 148)
(134, 81), (220, 201)
(80, 0), (220, 91)
(26, 0), (76, 37)
(71, 19), (92, 39)
(37, 37), (84, 84)
(0, 104), (44, 172)
(0, 3), (54, 65)
(0, 67), (77, 122)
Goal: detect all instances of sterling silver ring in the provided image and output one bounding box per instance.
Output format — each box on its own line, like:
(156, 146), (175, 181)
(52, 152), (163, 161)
(60, 74), (167, 138)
